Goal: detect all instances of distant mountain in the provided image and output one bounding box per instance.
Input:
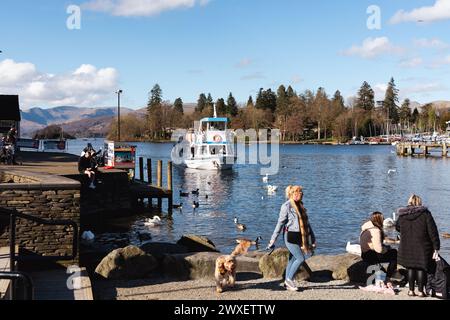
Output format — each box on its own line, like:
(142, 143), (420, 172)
(20, 106), (134, 137)
(431, 101), (450, 113)
(19, 103), (198, 138)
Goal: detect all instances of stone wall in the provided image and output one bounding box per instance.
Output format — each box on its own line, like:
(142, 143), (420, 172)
(64, 169), (132, 220)
(0, 170), (80, 263)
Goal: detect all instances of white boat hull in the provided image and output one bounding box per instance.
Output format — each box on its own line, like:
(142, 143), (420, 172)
(171, 146), (234, 170)
(184, 156), (234, 170)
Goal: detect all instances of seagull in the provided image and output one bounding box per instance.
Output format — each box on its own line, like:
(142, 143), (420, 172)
(387, 169), (397, 175)
(346, 241), (361, 256)
(234, 217), (246, 231)
(262, 174), (269, 183)
(267, 185), (278, 193)
(144, 216), (162, 227)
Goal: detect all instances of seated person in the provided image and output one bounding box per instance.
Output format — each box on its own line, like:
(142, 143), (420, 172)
(78, 152), (96, 189)
(360, 211), (398, 285)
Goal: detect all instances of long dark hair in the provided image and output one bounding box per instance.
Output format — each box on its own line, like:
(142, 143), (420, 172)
(370, 211), (385, 240)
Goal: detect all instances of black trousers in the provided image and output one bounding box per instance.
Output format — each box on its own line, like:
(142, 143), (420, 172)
(362, 249), (398, 278)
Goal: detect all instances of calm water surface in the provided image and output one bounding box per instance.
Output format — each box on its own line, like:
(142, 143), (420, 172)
(68, 139), (450, 261)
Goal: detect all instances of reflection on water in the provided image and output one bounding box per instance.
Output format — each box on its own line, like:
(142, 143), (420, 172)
(68, 140), (450, 260)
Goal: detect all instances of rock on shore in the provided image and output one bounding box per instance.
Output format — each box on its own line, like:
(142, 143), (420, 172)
(95, 245), (158, 280)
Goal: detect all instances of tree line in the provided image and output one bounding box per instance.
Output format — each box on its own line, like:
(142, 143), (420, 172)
(108, 78), (450, 142)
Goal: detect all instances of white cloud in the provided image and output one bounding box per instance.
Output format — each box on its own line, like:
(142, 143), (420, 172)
(0, 59), (37, 86)
(82, 0), (210, 17)
(390, 0), (450, 24)
(373, 81), (446, 101)
(235, 58), (252, 68)
(291, 75), (303, 84)
(0, 59), (119, 108)
(413, 38), (449, 49)
(342, 37), (404, 59)
(403, 83), (447, 96)
(430, 55), (450, 68)
(399, 57), (423, 68)
(241, 72), (265, 81)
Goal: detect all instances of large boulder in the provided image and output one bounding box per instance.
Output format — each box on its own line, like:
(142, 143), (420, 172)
(259, 248), (289, 279)
(161, 252), (262, 280)
(259, 249), (365, 282)
(176, 234), (219, 253)
(140, 242), (189, 261)
(95, 245), (158, 280)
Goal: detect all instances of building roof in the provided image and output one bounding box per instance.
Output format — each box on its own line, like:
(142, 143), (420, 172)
(0, 95), (21, 121)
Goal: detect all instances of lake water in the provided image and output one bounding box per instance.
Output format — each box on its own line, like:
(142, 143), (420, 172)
(67, 139), (450, 261)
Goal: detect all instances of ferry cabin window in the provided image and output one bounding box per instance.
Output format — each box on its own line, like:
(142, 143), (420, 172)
(207, 122), (225, 131)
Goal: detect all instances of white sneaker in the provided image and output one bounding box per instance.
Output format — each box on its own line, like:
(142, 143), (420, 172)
(284, 279), (298, 291)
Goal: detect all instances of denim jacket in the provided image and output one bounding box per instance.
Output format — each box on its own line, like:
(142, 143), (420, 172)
(270, 200), (315, 244)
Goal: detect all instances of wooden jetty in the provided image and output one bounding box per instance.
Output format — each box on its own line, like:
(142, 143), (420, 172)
(396, 142), (448, 157)
(131, 157), (173, 215)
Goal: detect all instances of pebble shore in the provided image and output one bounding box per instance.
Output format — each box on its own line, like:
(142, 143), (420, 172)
(93, 276), (437, 300)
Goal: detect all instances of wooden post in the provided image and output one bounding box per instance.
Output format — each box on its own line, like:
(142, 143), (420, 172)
(139, 157), (144, 182)
(443, 143), (447, 157)
(157, 160), (162, 188)
(424, 146), (428, 157)
(147, 159), (152, 184)
(167, 161), (173, 216)
(167, 161), (173, 191)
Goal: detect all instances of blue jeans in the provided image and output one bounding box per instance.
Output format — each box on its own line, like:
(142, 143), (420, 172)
(284, 231), (307, 281)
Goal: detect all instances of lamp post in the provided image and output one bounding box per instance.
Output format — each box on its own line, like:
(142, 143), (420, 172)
(116, 90), (123, 142)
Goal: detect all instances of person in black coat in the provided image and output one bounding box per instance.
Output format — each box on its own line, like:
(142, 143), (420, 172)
(78, 151), (96, 189)
(396, 194), (440, 297)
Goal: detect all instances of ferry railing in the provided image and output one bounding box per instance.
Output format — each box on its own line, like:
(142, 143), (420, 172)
(0, 207), (79, 300)
(0, 271), (34, 300)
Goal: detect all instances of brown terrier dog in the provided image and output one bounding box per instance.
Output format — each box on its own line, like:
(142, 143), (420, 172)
(214, 237), (261, 293)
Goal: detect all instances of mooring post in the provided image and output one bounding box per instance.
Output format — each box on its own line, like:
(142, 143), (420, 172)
(443, 143), (447, 157)
(424, 145), (428, 157)
(147, 159), (152, 185)
(139, 157), (144, 182)
(167, 161), (173, 216)
(157, 160), (163, 211)
(157, 160), (162, 188)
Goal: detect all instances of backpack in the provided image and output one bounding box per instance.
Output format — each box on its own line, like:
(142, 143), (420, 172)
(426, 256), (450, 299)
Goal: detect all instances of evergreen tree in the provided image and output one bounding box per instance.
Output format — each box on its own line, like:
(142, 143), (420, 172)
(276, 85), (288, 115)
(256, 88), (277, 112)
(207, 93), (214, 108)
(216, 98), (226, 116)
(196, 93), (207, 113)
(286, 85), (296, 99)
(383, 77), (400, 124)
(399, 99), (411, 127)
(247, 95), (254, 107)
(173, 97), (184, 115)
(147, 84), (162, 113)
(355, 81), (375, 111)
(331, 90), (346, 112)
(411, 107), (419, 124)
(226, 93), (238, 116)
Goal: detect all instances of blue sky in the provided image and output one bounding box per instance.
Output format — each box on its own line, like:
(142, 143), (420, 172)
(1, 0), (450, 110)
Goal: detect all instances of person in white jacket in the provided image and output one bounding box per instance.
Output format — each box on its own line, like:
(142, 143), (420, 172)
(360, 211), (398, 283)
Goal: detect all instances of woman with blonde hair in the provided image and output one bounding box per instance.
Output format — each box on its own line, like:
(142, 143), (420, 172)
(396, 194), (440, 297)
(267, 185), (316, 291)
